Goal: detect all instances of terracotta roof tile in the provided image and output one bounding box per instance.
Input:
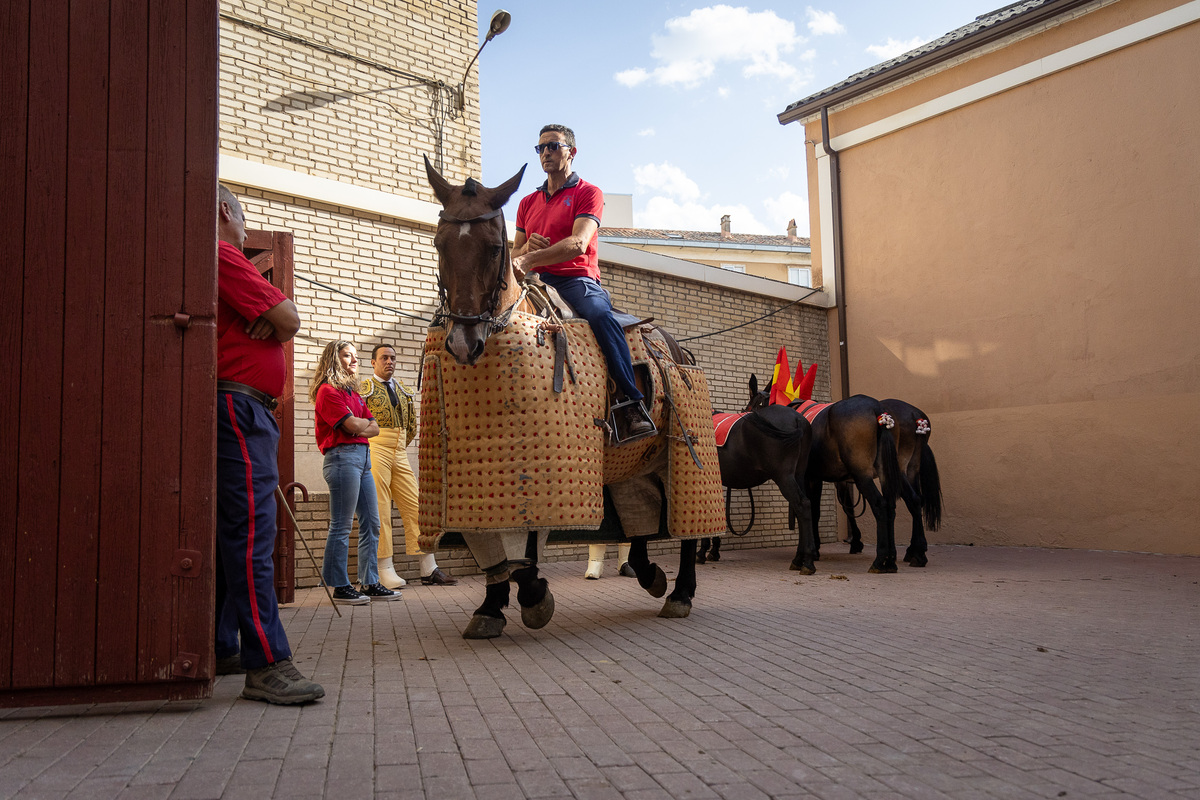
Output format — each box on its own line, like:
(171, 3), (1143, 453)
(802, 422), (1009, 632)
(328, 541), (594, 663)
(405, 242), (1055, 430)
(600, 227), (810, 248)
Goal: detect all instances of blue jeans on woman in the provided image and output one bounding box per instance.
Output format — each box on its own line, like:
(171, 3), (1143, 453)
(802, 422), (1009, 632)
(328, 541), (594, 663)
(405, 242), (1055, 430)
(322, 443), (380, 588)
(538, 273), (642, 402)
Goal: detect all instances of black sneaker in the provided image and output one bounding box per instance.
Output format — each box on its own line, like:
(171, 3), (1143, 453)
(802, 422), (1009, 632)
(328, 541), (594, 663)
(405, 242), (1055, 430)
(360, 582), (401, 601)
(332, 585), (370, 605)
(242, 658), (325, 705)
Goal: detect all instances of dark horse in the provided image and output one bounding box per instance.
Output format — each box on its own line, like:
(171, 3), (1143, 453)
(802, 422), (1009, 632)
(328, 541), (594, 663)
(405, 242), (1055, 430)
(836, 398), (943, 567)
(423, 158), (703, 637)
(709, 400), (818, 573)
(749, 375), (903, 573)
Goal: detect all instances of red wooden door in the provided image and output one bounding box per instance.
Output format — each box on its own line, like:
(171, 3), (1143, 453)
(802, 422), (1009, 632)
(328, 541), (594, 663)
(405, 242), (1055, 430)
(0, 0), (218, 706)
(243, 231), (297, 604)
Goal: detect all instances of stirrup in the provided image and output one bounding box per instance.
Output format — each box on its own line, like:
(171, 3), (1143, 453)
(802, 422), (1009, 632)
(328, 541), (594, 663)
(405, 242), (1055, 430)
(609, 398), (657, 445)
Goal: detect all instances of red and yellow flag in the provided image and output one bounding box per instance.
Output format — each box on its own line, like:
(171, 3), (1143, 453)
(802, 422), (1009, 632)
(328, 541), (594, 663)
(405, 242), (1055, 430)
(770, 347), (819, 404)
(769, 347), (794, 405)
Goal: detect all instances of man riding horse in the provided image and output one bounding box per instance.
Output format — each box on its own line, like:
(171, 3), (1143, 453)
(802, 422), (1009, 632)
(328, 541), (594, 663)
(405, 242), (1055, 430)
(509, 124), (654, 442)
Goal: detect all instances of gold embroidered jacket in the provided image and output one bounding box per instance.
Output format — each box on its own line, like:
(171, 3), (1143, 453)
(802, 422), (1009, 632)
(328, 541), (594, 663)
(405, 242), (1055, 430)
(359, 376), (417, 445)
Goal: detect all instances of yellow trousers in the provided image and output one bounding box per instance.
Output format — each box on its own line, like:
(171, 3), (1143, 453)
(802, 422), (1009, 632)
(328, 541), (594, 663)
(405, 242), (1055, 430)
(368, 427), (423, 557)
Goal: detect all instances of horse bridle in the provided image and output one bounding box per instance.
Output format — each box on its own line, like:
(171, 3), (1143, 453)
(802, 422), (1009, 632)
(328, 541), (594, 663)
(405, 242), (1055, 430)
(433, 206), (516, 335)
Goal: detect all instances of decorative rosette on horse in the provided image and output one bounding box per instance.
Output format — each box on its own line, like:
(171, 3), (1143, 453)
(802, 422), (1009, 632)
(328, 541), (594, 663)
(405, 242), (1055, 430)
(418, 159), (725, 639)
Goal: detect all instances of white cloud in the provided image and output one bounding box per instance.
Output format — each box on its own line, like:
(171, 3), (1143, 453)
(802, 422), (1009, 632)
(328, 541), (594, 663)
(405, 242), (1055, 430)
(632, 162), (771, 234)
(763, 191), (810, 236)
(614, 68), (649, 87)
(640, 196), (770, 234)
(637, 128), (655, 137)
(633, 162), (702, 202)
(866, 36), (927, 61)
(615, 5), (807, 89)
(805, 8), (845, 36)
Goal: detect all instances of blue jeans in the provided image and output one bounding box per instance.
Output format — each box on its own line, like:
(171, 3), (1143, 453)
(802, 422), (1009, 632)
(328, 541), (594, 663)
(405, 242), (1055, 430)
(322, 443), (380, 587)
(539, 273), (642, 402)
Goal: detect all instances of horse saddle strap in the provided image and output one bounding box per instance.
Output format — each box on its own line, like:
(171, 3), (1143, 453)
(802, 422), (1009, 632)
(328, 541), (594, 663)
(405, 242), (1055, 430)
(552, 327), (576, 393)
(652, 353), (704, 470)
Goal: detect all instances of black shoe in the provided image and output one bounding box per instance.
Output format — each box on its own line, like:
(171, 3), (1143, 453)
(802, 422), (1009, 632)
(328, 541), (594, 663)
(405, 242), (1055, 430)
(618, 562), (637, 578)
(360, 582), (402, 601)
(421, 568), (459, 586)
(332, 585), (370, 605)
(216, 654), (245, 675)
(243, 658), (325, 705)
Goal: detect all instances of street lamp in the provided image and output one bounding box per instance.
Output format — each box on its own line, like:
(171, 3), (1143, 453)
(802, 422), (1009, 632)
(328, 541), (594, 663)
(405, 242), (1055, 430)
(456, 9), (511, 111)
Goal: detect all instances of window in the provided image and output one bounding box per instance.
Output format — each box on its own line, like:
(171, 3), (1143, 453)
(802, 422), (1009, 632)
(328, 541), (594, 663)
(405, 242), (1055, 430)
(720, 263), (746, 273)
(788, 267), (811, 287)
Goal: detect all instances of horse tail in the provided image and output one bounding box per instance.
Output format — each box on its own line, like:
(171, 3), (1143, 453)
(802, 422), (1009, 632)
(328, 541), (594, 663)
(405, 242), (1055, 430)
(876, 415), (902, 510)
(745, 409), (805, 444)
(919, 439), (943, 531)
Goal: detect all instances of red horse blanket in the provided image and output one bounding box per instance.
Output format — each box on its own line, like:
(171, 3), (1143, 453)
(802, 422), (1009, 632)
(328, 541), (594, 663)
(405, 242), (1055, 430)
(791, 399), (832, 423)
(712, 412), (747, 447)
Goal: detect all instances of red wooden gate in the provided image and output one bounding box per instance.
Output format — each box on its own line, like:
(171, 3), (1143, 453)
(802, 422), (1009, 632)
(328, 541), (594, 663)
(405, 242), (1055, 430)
(243, 230), (297, 604)
(0, 0), (219, 705)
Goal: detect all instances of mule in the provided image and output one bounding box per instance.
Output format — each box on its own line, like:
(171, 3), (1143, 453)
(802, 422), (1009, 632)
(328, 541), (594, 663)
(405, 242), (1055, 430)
(423, 158), (711, 637)
(836, 398), (942, 567)
(748, 375), (903, 573)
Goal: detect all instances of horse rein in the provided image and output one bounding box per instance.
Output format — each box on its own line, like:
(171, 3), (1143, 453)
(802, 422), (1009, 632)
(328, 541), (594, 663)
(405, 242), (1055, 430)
(433, 206), (518, 335)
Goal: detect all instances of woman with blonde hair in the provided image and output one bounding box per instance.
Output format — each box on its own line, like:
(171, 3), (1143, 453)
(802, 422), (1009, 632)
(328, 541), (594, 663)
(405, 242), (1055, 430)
(309, 340), (399, 604)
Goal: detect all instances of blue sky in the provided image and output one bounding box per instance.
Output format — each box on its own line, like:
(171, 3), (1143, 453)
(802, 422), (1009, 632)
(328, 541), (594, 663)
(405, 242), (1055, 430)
(477, 2), (1002, 236)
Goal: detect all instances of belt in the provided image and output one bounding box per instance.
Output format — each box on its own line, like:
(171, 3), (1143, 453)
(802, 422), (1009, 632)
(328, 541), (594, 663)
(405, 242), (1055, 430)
(217, 380), (278, 411)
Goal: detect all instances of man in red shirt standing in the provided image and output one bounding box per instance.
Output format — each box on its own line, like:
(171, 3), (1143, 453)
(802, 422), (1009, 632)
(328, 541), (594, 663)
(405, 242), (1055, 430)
(511, 124), (654, 442)
(215, 185), (324, 704)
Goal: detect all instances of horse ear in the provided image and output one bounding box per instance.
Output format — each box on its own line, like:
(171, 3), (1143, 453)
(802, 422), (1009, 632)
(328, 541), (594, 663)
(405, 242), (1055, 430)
(748, 374), (758, 398)
(423, 155), (456, 207)
(489, 164), (527, 210)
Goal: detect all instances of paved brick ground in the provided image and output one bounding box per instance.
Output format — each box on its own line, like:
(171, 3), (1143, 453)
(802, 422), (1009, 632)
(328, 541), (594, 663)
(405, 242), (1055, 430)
(2, 544), (1199, 799)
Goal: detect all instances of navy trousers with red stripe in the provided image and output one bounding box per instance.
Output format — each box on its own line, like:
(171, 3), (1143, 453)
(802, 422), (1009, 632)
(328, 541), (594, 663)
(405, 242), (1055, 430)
(216, 392), (292, 670)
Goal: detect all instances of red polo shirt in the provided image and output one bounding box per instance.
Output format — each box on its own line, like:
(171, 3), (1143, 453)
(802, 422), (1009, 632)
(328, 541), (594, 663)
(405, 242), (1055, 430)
(314, 384), (373, 454)
(515, 173), (604, 281)
(217, 240), (288, 398)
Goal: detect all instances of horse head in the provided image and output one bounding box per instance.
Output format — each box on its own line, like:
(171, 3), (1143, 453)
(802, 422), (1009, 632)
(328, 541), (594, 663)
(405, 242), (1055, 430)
(746, 373), (770, 411)
(424, 156), (526, 365)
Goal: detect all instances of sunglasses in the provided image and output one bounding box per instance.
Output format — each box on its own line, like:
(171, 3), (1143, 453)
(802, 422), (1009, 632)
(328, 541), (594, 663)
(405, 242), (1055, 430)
(534, 142), (572, 155)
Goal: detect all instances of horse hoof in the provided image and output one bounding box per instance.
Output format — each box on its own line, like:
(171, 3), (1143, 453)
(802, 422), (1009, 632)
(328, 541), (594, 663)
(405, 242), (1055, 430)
(849, 543), (864, 554)
(643, 566), (668, 598)
(710, 552), (720, 562)
(795, 564), (816, 576)
(619, 562), (637, 578)
(658, 599), (692, 619)
(868, 563), (898, 574)
(695, 554), (706, 565)
(907, 555), (928, 568)
(462, 615), (506, 639)
(520, 590), (555, 630)
(789, 560), (803, 571)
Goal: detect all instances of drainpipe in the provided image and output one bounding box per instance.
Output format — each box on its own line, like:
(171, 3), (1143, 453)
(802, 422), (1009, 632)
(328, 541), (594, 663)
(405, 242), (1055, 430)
(821, 106), (851, 401)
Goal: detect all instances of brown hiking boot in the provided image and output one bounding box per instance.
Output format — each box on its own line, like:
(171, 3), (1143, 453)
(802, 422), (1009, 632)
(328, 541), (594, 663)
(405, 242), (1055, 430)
(242, 659), (325, 705)
(613, 400), (655, 442)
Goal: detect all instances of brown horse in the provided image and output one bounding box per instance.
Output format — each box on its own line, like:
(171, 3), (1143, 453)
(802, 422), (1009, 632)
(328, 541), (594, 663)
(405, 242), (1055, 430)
(748, 375), (903, 573)
(836, 398), (942, 567)
(423, 158), (714, 637)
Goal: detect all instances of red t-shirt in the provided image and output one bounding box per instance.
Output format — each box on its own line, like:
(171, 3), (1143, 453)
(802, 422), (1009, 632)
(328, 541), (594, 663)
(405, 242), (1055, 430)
(217, 240), (289, 397)
(314, 383), (373, 454)
(515, 173), (603, 281)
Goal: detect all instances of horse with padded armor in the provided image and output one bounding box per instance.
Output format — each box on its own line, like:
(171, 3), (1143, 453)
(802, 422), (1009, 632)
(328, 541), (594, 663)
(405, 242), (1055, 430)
(420, 159), (725, 638)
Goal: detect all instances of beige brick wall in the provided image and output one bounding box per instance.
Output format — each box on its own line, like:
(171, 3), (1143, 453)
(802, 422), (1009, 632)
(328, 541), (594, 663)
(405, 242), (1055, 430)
(218, 0), (836, 588)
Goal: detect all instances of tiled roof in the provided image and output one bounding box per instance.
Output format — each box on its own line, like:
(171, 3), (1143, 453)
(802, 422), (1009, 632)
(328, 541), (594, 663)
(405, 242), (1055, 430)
(600, 227), (811, 248)
(780, 0), (1064, 117)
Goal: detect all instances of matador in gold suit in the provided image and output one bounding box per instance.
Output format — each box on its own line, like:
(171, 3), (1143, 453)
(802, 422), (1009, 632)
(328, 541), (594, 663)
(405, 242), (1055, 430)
(360, 344), (457, 587)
